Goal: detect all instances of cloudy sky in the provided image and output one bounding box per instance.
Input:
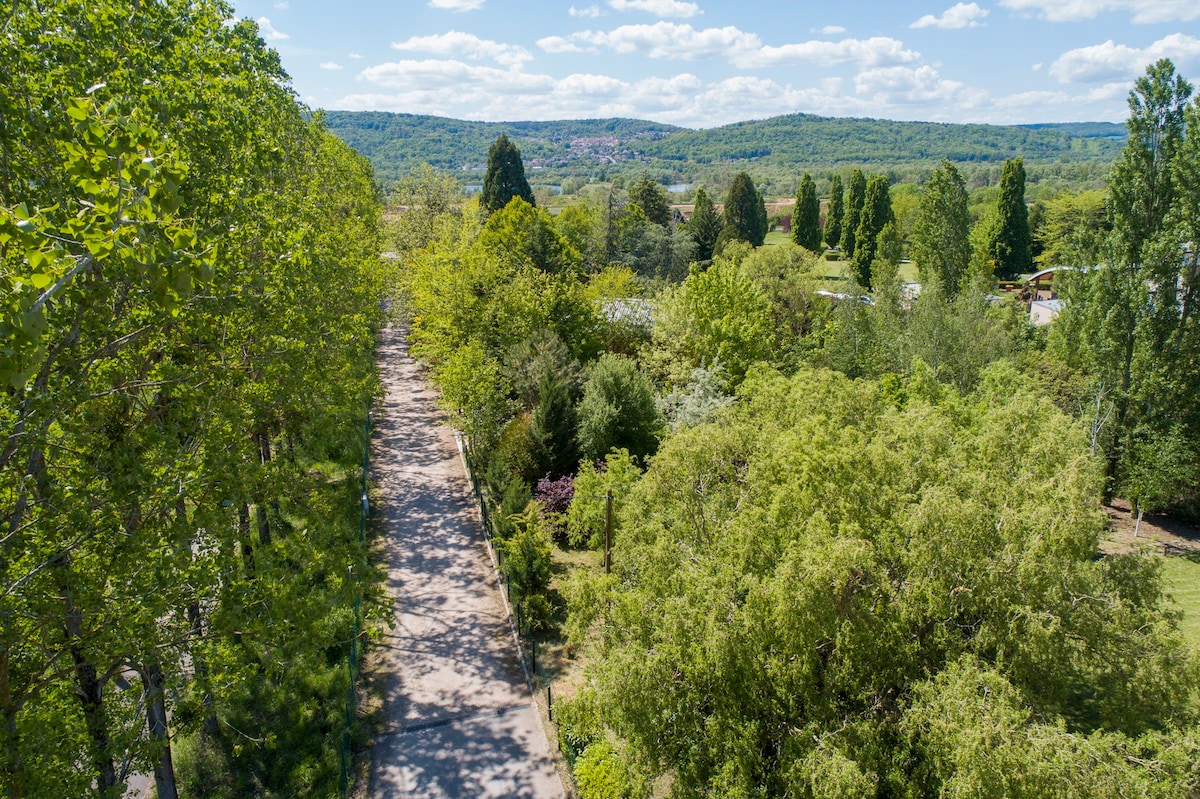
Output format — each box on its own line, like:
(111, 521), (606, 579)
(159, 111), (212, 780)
(231, 0), (1200, 128)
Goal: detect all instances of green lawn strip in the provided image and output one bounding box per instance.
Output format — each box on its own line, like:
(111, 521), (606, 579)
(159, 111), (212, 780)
(1161, 554), (1200, 644)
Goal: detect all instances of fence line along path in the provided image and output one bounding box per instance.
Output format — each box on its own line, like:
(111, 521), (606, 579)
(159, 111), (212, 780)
(370, 325), (564, 799)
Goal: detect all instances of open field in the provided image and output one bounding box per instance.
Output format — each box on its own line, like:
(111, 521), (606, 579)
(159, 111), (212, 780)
(1162, 555), (1200, 645)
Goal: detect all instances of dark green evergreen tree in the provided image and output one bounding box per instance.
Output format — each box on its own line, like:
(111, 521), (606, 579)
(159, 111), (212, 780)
(851, 174), (893, 289)
(719, 172), (767, 249)
(824, 174), (844, 250)
(911, 159), (971, 295)
(791, 172), (822, 252)
(529, 371), (580, 479)
(481, 133), (535, 214)
(986, 158), (1031, 279)
(840, 169), (866, 258)
(686, 187), (722, 263)
(629, 174), (671, 227)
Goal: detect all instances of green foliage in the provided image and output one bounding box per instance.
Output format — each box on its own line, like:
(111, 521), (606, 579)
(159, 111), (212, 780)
(1034, 189), (1110, 268)
(574, 742), (635, 799)
(651, 256), (774, 385)
(435, 341), (515, 450)
(987, 157), (1033, 279)
(911, 159), (971, 295)
(824, 174), (844, 252)
(567, 449), (642, 549)
(627, 174), (670, 227)
(1051, 58), (1200, 504)
(719, 173), (767, 248)
(500, 503), (554, 630)
(0, 3), (385, 795)
(791, 173), (822, 252)
(576, 355), (663, 463)
(529, 371), (581, 479)
(572, 364), (1197, 797)
(482, 133), (535, 214)
(851, 175), (894, 288)
(386, 164), (462, 256)
(840, 169), (866, 258)
(686, 188), (722, 263)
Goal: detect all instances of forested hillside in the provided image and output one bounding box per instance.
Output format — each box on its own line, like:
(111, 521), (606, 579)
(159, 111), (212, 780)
(325, 109), (1125, 187)
(2, 3), (385, 797)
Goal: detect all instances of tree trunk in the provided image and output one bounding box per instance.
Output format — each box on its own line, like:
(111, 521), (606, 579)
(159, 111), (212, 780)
(60, 575), (118, 797)
(142, 660), (178, 799)
(0, 645), (26, 799)
(186, 602), (219, 738)
(239, 503), (255, 576)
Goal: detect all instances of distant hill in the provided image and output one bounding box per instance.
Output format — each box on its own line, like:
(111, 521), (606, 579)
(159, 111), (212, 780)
(323, 110), (1126, 188)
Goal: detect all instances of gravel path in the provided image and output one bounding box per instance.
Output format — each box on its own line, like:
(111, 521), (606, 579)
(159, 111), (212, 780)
(370, 326), (564, 799)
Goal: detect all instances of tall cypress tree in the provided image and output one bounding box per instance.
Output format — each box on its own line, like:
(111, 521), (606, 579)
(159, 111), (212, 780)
(840, 169), (866, 258)
(851, 174), (893, 289)
(987, 157), (1031, 279)
(481, 133), (535, 214)
(791, 172), (822, 252)
(687, 187), (722, 263)
(824, 174), (844, 250)
(718, 172), (767, 248)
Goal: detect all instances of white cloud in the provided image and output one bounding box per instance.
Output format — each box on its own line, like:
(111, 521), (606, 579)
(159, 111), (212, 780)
(910, 2), (989, 29)
(538, 36), (587, 54)
(392, 31), (532, 66)
(999, 0), (1200, 23)
(1032, 62), (1043, 70)
(853, 64), (985, 109)
(256, 17), (289, 41)
(349, 53), (363, 59)
(817, 25), (847, 35)
(572, 22), (760, 60)
(358, 59), (554, 94)
(428, 0), (486, 11)
(733, 36), (921, 68)
(607, 0), (701, 18)
(320, 61), (343, 70)
(570, 5), (605, 16)
(274, 0), (289, 9)
(1049, 33), (1200, 82)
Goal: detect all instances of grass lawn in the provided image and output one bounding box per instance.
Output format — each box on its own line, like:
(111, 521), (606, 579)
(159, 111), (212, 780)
(1161, 554), (1200, 645)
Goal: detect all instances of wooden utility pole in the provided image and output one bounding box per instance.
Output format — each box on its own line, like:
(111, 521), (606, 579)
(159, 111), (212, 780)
(604, 489), (613, 575)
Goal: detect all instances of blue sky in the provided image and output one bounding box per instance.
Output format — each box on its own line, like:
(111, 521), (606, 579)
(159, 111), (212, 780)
(231, 0), (1200, 128)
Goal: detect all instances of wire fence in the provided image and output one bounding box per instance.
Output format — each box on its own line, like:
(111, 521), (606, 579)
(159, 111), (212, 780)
(340, 411), (371, 797)
(459, 440), (556, 724)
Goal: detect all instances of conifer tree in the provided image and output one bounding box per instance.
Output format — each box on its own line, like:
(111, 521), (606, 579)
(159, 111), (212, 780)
(718, 172), (767, 249)
(824, 174), (844, 250)
(986, 158), (1031, 279)
(481, 133), (535, 214)
(686, 187), (722, 263)
(629, 174), (671, 227)
(851, 174), (894, 288)
(791, 172), (822, 252)
(840, 169), (866, 258)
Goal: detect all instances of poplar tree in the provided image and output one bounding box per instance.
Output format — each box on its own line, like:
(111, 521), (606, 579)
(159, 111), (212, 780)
(911, 159), (971, 295)
(790, 172), (822, 252)
(851, 175), (893, 289)
(840, 169), (866, 258)
(481, 133), (535, 214)
(1052, 58), (1197, 499)
(824, 174), (844, 250)
(686, 188), (722, 263)
(986, 158), (1031, 279)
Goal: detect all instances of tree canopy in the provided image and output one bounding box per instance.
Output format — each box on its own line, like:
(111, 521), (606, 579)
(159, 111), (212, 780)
(482, 133), (535, 214)
(911, 159), (971, 295)
(791, 172), (822, 252)
(718, 172), (768, 249)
